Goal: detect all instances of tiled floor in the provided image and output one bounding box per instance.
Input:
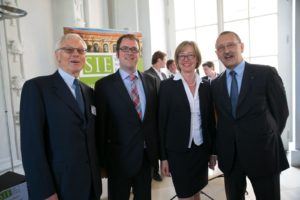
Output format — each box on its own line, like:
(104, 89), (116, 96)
(101, 160), (300, 200)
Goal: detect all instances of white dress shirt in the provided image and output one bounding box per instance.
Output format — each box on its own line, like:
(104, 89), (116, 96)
(174, 73), (204, 148)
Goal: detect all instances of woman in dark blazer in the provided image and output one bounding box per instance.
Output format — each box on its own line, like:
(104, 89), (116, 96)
(159, 41), (216, 200)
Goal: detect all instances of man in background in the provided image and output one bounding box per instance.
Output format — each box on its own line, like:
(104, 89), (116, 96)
(143, 50), (168, 181)
(166, 59), (177, 78)
(20, 33), (102, 200)
(202, 61), (218, 83)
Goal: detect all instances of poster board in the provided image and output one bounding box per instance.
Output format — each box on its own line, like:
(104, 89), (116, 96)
(64, 27), (144, 88)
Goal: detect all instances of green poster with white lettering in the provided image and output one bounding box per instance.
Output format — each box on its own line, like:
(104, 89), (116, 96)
(64, 27), (144, 88)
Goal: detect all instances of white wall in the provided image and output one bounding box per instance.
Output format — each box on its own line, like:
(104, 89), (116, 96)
(149, 0), (167, 55)
(19, 0), (56, 78)
(291, 0), (300, 167)
(278, 0), (293, 150)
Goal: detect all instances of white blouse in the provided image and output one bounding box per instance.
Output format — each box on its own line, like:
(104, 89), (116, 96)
(173, 73), (204, 148)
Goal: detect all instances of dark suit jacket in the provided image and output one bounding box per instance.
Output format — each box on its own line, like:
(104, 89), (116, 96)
(94, 70), (159, 178)
(144, 67), (167, 89)
(158, 78), (216, 160)
(20, 71), (102, 200)
(211, 62), (289, 177)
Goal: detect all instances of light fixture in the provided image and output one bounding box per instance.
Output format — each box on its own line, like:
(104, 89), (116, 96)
(0, 5), (27, 20)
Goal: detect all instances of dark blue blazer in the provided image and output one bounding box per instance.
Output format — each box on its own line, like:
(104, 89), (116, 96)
(20, 71), (102, 200)
(94, 70), (159, 178)
(158, 77), (216, 160)
(211, 62), (289, 177)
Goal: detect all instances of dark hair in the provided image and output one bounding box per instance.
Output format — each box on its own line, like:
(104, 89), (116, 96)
(151, 51), (167, 65)
(116, 34), (140, 56)
(202, 61), (215, 70)
(218, 31), (242, 43)
(166, 59), (175, 70)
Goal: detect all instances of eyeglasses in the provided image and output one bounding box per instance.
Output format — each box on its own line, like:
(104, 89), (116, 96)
(119, 46), (139, 54)
(178, 54), (195, 61)
(216, 42), (240, 52)
(58, 47), (87, 55)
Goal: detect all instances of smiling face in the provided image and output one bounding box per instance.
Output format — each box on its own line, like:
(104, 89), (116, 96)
(177, 45), (198, 73)
(215, 32), (244, 70)
(117, 38), (140, 73)
(55, 38), (86, 77)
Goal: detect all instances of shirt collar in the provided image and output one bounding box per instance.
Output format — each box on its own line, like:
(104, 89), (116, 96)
(173, 72), (201, 83)
(119, 68), (139, 80)
(226, 60), (245, 77)
(58, 68), (76, 87)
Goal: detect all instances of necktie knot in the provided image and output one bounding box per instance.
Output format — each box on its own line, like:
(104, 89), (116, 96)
(130, 74), (137, 81)
(230, 70), (236, 77)
(73, 79), (80, 87)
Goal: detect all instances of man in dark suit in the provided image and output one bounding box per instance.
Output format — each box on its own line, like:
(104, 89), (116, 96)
(201, 61), (218, 83)
(95, 34), (159, 200)
(166, 59), (177, 78)
(143, 50), (167, 181)
(211, 31), (289, 200)
(20, 33), (102, 200)
(144, 50), (167, 83)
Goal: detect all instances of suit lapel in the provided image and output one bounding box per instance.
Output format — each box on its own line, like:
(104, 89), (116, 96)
(219, 72), (232, 114)
(52, 71), (84, 120)
(175, 79), (190, 111)
(236, 63), (254, 117)
(112, 70), (140, 120)
(149, 67), (160, 80)
(81, 83), (91, 118)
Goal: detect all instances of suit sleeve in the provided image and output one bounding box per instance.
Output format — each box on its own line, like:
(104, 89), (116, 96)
(158, 81), (169, 160)
(20, 80), (56, 199)
(266, 67), (289, 134)
(94, 80), (108, 169)
(206, 84), (217, 155)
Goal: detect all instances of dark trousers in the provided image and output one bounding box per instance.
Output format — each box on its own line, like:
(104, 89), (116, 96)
(153, 160), (159, 174)
(108, 154), (152, 200)
(224, 158), (281, 200)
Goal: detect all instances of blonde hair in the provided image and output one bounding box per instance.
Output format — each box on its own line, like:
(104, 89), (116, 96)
(174, 41), (202, 71)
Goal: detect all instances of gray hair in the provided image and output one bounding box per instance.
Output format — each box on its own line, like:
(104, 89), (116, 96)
(54, 33), (87, 51)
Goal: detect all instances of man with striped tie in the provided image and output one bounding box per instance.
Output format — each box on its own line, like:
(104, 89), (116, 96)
(95, 34), (159, 200)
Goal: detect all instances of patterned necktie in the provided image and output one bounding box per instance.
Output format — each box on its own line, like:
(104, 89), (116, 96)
(129, 74), (142, 119)
(230, 71), (238, 118)
(73, 79), (85, 114)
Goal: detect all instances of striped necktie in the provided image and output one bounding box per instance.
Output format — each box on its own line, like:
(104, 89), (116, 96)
(129, 74), (142, 119)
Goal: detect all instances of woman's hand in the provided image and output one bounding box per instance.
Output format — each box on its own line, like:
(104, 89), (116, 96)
(161, 160), (171, 177)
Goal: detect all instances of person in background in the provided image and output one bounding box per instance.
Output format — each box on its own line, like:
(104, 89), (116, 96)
(159, 41), (216, 200)
(143, 50), (168, 181)
(95, 34), (159, 200)
(144, 50), (168, 81)
(20, 33), (102, 200)
(166, 59), (177, 78)
(211, 31), (289, 200)
(201, 61), (218, 83)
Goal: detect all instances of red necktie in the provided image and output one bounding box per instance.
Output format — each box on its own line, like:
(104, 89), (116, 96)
(130, 74), (142, 119)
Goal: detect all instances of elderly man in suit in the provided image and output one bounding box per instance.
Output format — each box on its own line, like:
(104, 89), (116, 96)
(20, 33), (102, 200)
(211, 31), (289, 200)
(95, 34), (159, 200)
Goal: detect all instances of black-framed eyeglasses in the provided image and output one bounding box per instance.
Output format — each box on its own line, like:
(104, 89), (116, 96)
(119, 46), (139, 54)
(58, 47), (87, 55)
(178, 54), (195, 61)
